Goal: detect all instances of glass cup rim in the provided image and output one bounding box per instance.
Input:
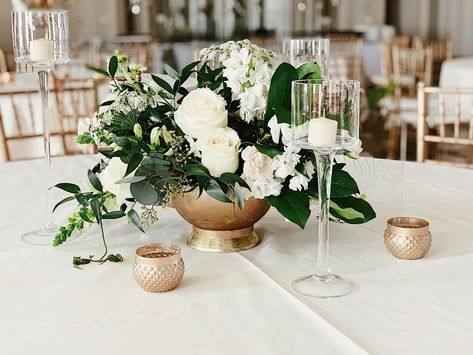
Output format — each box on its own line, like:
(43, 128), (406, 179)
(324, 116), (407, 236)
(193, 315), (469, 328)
(282, 37), (330, 44)
(11, 9), (68, 15)
(292, 79), (361, 87)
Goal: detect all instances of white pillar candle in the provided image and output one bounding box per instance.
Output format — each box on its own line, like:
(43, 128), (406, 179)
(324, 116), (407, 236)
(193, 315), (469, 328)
(30, 38), (54, 61)
(307, 117), (338, 146)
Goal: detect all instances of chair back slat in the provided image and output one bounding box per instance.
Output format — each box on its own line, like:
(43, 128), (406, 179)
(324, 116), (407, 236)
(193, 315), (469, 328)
(438, 92), (445, 137)
(454, 94), (461, 138)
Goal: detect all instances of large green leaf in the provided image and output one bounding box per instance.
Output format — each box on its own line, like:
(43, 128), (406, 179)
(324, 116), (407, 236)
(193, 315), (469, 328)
(265, 63), (298, 120)
(102, 211), (126, 220)
(330, 196), (376, 224)
(254, 144), (283, 159)
(331, 169), (359, 198)
(267, 188), (311, 229)
(124, 154), (143, 177)
(296, 61), (321, 80)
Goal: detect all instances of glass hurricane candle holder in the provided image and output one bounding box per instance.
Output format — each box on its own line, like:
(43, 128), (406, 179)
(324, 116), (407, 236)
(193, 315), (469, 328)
(11, 10), (69, 245)
(282, 38), (330, 78)
(291, 79), (360, 298)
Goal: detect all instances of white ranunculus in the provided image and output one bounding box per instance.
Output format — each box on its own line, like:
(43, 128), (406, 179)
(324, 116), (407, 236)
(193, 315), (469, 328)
(241, 146), (273, 179)
(238, 84), (267, 122)
(174, 88), (228, 139)
(99, 157), (134, 205)
(198, 127), (241, 177)
(272, 146), (301, 179)
(347, 139), (363, 159)
(289, 173), (309, 191)
(247, 176), (283, 199)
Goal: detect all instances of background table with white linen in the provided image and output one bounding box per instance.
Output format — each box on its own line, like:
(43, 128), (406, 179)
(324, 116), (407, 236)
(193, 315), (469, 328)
(1, 156), (473, 355)
(440, 56), (473, 88)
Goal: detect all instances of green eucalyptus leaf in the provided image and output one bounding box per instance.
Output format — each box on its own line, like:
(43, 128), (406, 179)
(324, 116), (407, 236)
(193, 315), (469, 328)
(102, 211), (126, 219)
(90, 198), (102, 223)
(130, 178), (159, 205)
(86, 65), (109, 77)
(151, 74), (173, 94)
(54, 183), (81, 194)
(164, 63), (180, 80)
(234, 182), (244, 210)
(204, 179), (232, 203)
(52, 195), (75, 212)
(108, 56), (118, 77)
(127, 209), (144, 232)
(115, 175), (147, 184)
(218, 173), (250, 190)
(87, 169), (103, 192)
(125, 154), (143, 177)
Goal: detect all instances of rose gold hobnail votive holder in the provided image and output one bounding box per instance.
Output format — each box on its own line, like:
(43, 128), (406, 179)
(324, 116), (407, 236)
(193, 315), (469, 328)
(133, 243), (184, 292)
(384, 217), (432, 260)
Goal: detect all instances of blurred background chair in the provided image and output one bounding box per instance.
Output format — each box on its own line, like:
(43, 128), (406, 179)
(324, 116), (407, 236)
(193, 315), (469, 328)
(326, 34), (364, 82)
(0, 79), (98, 161)
(417, 84), (473, 168)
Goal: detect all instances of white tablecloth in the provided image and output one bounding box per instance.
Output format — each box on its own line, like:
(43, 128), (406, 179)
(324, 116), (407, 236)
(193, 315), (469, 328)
(1, 156), (473, 354)
(440, 57), (473, 88)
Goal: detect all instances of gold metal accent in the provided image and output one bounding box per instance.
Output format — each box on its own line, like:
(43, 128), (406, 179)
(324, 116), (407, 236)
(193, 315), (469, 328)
(384, 217), (432, 260)
(172, 189), (270, 253)
(133, 243), (184, 293)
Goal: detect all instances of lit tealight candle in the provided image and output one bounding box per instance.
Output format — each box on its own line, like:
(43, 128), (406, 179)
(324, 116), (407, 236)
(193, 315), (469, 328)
(30, 38), (54, 61)
(307, 117), (338, 147)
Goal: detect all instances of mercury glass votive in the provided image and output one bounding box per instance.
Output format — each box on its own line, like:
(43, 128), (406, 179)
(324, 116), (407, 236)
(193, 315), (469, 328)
(133, 243), (185, 293)
(384, 217), (432, 260)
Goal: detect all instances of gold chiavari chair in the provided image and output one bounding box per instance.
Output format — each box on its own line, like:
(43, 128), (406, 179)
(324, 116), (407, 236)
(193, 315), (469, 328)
(0, 82), (98, 161)
(384, 47), (433, 159)
(326, 34), (364, 82)
(53, 76), (99, 156)
(425, 39), (453, 85)
(122, 41), (157, 72)
(417, 84), (473, 168)
(0, 49), (7, 73)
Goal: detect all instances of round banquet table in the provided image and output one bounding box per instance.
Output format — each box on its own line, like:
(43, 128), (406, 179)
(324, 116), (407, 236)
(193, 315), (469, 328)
(1, 155), (473, 355)
(439, 56), (473, 88)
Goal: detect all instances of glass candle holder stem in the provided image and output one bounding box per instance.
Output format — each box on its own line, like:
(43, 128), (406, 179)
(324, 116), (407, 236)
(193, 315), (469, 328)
(315, 151), (334, 277)
(37, 67), (56, 233)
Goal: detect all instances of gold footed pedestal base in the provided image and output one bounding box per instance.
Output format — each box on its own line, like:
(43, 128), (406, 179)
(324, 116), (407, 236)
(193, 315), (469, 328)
(187, 226), (260, 253)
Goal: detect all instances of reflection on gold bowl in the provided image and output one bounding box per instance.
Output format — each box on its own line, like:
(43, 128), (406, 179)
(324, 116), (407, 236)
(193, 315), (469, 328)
(172, 189), (270, 253)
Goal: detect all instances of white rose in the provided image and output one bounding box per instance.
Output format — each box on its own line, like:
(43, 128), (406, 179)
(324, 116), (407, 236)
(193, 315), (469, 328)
(99, 157), (134, 205)
(241, 146), (273, 179)
(174, 88), (228, 139)
(198, 127), (241, 177)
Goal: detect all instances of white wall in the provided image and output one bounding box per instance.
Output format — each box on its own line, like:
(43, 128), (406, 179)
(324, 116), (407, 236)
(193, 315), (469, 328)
(0, 0), (13, 51)
(337, 0), (386, 29)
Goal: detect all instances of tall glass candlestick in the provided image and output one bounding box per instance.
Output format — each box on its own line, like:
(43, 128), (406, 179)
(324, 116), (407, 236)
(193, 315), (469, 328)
(291, 79), (360, 298)
(282, 38), (330, 78)
(11, 10), (69, 245)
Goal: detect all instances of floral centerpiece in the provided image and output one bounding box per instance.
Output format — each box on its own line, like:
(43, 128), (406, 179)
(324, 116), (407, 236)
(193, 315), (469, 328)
(54, 40), (375, 265)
